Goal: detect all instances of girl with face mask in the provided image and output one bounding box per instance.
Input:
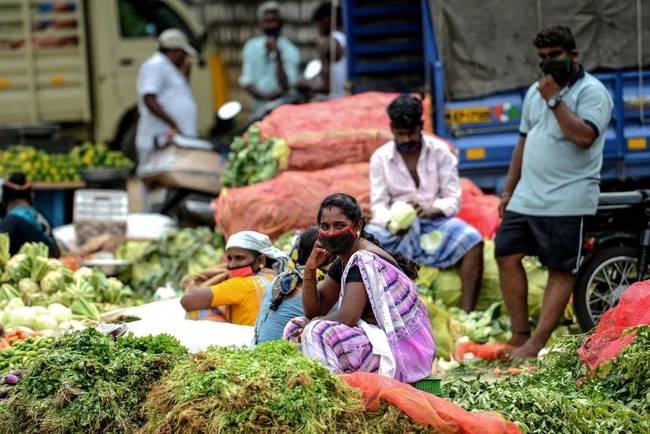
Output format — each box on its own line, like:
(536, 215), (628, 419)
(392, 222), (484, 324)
(283, 193), (435, 383)
(181, 231), (287, 326)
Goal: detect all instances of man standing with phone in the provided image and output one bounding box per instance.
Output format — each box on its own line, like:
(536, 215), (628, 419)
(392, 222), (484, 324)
(240, 2), (300, 113)
(495, 26), (613, 359)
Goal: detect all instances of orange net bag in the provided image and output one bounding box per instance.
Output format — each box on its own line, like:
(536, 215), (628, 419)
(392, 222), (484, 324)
(215, 163), (371, 239)
(259, 92), (396, 171)
(577, 280), (650, 370)
(457, 179), (501, 240)
(341, 372), (521, 434)
(215, 162), (500, 241)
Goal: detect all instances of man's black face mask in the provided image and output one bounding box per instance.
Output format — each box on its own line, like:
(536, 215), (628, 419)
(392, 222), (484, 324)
(539, 55), (573, 84)
(395, 136), (422, 153)
(263, 27), (281, 38)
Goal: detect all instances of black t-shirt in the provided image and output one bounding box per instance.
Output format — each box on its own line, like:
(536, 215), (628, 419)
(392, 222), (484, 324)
(0, 215), (58, 257)
(327, 258), (363, 283)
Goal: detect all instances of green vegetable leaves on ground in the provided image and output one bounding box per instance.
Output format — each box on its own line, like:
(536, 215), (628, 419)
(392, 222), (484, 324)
(0, 329), (187, 434)
(442, 327), (650, 433)
(140, 340), (430, 434)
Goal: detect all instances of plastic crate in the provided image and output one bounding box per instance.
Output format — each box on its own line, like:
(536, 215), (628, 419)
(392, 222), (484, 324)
(73, 189), (128, 247)
(413, 376), (442, 396)
(73, 189), (128, 222)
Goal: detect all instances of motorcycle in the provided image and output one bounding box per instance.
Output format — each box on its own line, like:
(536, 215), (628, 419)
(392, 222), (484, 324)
(573, 189), (650, 331)
(244, 59), (324, 128)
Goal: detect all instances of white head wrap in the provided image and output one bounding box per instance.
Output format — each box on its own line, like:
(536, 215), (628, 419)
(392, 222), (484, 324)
(257, 1), (281, 21)
(226, 231), (288, 266)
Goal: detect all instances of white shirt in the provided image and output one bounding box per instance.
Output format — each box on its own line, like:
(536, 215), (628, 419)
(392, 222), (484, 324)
(369, 134), (461, 227)
(136, 52), (197, 160)
(329, 31), (347, 99)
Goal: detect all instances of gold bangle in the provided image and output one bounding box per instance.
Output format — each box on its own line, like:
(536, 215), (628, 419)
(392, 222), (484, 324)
(303, 277), (317, 284)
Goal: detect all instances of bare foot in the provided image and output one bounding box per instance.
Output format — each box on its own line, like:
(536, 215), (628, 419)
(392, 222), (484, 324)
(507, 331), (531, 347)
(508, 338), (545, 360)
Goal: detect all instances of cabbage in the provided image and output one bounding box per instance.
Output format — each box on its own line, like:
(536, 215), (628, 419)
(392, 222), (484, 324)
(48, 303), (72, 322)
(32, 306), (48, 315)
(33, 314), (58, 331)
(4, 297), (24, 311)
(8, 306), (36, 328)
(420, 231), (443, 254)
(388, 201), (417, 234)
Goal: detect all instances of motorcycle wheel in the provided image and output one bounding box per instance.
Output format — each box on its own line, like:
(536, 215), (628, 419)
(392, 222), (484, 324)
(574, 245), (648, 332)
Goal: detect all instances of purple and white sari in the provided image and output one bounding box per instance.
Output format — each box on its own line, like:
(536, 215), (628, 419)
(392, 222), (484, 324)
(283, 250), (435, 383)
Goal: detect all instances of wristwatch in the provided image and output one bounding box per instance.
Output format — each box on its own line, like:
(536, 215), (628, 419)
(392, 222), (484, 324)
(547, 95), (561, 110)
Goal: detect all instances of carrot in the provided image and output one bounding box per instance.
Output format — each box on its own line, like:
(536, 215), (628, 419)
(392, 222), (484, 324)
(0, 339), (9, 349)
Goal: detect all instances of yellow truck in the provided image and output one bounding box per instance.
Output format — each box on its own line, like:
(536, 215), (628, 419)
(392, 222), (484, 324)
(0, 0), (220, 153)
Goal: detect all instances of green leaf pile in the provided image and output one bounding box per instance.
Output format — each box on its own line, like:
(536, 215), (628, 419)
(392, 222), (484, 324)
(442, 327), (650, 433)
(140, 340), (430, 434)
(0, 237), (137, 319)
(0, 329), (188, 434)
(117, 227), (225, 294)
(221, 124), (289, 188)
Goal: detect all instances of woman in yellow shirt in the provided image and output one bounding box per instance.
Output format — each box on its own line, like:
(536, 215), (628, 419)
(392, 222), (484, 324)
(181, 231), (287, 326)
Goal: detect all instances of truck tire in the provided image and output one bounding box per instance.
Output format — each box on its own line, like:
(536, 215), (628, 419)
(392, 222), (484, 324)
(573, 245), (646, 332)
(119, 122), (138, 165)
(111, 108), (139, 165)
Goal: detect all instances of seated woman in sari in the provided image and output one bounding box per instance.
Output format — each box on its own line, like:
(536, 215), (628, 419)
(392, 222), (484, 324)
(284, 193), (435, 383)
(181, 231), (287, 326)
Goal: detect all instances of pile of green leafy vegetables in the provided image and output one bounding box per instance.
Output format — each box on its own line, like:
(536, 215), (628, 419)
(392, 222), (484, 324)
(140, 340), (430, 434)
(117, 227), (225, 294)
(0, 329), (187, 434)
(442, 326), (650, 433)
(221, 124), (289, 188)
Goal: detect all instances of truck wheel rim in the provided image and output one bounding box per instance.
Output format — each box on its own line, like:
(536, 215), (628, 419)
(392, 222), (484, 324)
(585, 256), (640, 325)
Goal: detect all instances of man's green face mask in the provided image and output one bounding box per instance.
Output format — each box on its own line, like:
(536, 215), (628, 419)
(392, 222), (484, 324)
(539, 55), (573, 84)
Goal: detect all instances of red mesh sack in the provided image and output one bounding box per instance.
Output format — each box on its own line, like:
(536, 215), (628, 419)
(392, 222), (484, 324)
(258, 92), (397, 171)
(215, 163), (371, 239)
(456, 179), (501, 240)
(577, 280), (650, 370)
(215, 165), (499, 241)
(341, 372), (522, 434)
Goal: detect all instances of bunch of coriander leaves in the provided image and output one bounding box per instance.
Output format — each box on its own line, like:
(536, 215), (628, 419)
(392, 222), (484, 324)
(0, 329), (188, 434)
(442, 326), (650, 434)
(140, 340), (432, 434)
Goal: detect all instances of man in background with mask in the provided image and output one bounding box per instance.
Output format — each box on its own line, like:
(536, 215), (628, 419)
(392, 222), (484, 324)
(495, 26), (612, 359)
(181, 231), (287, 326)
(239, 2), (300, 113)
(366, 94), (484, 313)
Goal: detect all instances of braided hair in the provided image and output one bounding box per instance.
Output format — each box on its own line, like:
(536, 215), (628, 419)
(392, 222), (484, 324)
(317, 193), (420, 280)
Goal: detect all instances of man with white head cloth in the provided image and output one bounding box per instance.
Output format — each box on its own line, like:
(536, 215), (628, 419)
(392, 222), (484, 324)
(181, 231), (287, 326)
(239, 1), (300, 112)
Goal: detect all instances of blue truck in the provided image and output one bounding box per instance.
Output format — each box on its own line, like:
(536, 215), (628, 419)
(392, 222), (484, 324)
(342, 0), (650, 192)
